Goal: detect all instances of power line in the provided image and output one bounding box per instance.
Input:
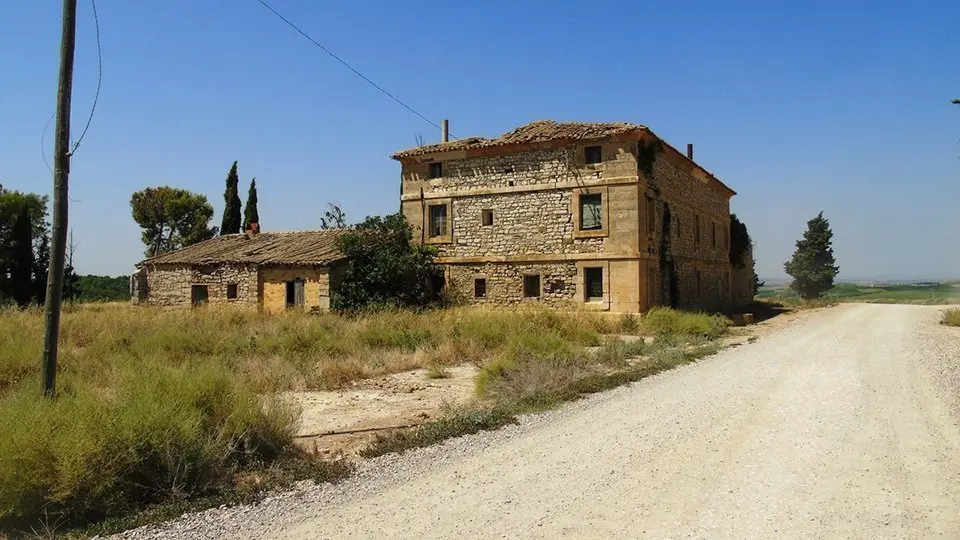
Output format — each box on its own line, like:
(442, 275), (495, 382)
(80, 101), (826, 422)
(70, 0), (102, 155)
(253, 0), (451, 137)
(41, 111), (55, 174)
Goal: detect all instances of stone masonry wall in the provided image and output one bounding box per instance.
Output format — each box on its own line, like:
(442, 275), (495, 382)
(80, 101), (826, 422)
(398, 135), (747, 312)
(644, 151), (730, 265)
(443, 191), (603, 258)
(402, 141), (638, 193)
(447, 262), (578, 307)
(142, 263), (259, 307)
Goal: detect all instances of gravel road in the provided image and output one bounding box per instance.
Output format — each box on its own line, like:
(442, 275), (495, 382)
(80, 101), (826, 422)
(120, 303), (960, 539)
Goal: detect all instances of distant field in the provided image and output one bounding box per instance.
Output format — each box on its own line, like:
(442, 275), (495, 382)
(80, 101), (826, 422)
(758, 282), (960, 305)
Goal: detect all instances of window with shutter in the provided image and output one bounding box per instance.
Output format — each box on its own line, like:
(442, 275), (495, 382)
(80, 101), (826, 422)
(579, 194), (602, 231)
(428, 204), (448, 238)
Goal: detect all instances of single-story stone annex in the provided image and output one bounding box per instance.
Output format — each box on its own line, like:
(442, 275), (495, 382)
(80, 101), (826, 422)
(132, 227), (348, 313)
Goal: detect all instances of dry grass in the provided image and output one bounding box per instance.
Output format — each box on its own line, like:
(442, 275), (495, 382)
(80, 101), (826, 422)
(0, 303), (619, 395)
(942, 308), (960, 327)
(0, 302), (728, 533)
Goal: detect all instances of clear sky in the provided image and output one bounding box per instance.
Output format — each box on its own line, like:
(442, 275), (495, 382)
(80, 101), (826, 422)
(2, 0), (958, 280)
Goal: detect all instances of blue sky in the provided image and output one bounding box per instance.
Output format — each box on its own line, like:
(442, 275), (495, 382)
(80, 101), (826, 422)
(2, 0), (958, 280)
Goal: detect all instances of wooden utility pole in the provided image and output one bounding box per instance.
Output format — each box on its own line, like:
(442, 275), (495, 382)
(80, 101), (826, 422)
(42, 0), (78, 397)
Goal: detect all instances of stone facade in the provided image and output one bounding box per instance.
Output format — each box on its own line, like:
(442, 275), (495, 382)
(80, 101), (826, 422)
(135, 263), (259, 308)
(134, 262), (346, 312)
(395, 121), (754, 313)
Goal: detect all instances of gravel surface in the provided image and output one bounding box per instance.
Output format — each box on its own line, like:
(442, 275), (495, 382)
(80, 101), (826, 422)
(116, 304), (960, 539)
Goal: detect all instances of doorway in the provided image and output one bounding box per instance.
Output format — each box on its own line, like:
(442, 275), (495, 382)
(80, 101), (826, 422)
(285, 280), (305, 308)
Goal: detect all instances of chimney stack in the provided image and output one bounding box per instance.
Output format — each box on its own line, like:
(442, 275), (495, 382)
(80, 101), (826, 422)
(441, 119), (449, 143)
(244, 222), (260, 239)
(686, 143), (694, 160)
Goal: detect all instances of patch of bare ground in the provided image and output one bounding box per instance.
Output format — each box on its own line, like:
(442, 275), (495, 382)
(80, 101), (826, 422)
(285, 365), (479, 458)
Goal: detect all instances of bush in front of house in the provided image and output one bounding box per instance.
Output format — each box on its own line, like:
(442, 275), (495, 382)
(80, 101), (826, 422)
(332, 213), (443, 312)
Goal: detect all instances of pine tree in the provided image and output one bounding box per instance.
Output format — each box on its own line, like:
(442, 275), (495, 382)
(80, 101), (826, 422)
(10, 205), (34, 308)
(243, 178), (259, 229)
(220, 161), (242, 235)
(784, 211), (839, 299)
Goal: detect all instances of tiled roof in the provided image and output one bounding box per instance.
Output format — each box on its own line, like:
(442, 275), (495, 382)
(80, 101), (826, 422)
(391, 120), (648, 159)
(140, 229), (349, 266)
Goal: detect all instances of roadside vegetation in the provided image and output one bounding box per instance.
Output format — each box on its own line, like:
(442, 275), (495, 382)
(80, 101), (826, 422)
(758, 282), (960, 306)
(0, 303), (730, 534)
(942, 308), (960, 327)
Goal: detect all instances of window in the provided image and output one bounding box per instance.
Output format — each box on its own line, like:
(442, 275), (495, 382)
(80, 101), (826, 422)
(285, 280), (304, 308)
(226, 283), (238, 300)
(646, 196), (656, 234)
(481, 209), (494, 226)
(428, 204), (448, 238)
(428, 162), (443, 179)
(191, 285), (208, 306)
(579, 194), (603, 231)
(584, 267), (603, 302)
(584, 145), (602, 165)
(694, 215), (701, 244)
(523, 275), (541, 298)
(712, 222), (717, 248)
(474, 278), (487, 298)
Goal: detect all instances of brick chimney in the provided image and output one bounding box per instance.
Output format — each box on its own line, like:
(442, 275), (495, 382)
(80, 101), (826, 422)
(244, 222), (260, 239)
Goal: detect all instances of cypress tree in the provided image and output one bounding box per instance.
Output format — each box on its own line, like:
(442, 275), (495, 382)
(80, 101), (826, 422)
(10, 205), (34, 308)
(33, 233), (49, 304)
(784, 211), (839, 299)
(220, 161), (242, 235)
(243, 178), (259, 230)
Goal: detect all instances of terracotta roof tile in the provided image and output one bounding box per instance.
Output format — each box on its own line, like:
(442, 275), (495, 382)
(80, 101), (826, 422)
(391, 120), (648, 159)
(140, 229), (349, 267)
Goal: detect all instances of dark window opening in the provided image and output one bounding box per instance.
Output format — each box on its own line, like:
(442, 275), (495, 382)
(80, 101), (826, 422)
(226, 283), (238, 300)
(481, 209), (494, 226)
(428, 162), (443, 179)
(584, 267), (603, 302)
(474, 278), (487, 298)
(191, 285), (208, 306)
(694, 215), (701, 244)
(428, 204), (448, 238)
(523, 275), (541, 298)
(285, 280), (305, 308)
(584, 145), (602, 165)
(579, 193), (602, 231)
(712, 222), (717, 248)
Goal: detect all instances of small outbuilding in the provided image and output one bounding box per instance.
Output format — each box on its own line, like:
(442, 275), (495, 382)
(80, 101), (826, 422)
(131, 227), (349, 313)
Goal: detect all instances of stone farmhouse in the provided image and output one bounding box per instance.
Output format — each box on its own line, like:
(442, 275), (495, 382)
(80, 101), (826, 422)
(132, 227), (348, 313)
(393, 120), (754, 313)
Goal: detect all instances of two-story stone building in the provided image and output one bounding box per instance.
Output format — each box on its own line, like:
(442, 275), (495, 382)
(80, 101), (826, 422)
(393, 120), (754, 313)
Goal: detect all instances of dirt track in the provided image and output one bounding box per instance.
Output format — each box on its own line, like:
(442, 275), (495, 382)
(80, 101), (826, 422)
(123, 304), (960, 539)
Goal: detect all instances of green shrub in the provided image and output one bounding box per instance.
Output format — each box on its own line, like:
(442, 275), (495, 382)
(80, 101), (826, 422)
(942, 308), (960, 327)
(0, 363), (296, 531)
(642, 307), (729, 339)
(594, 338), (646, 366)
(618, 313), (640, 334)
